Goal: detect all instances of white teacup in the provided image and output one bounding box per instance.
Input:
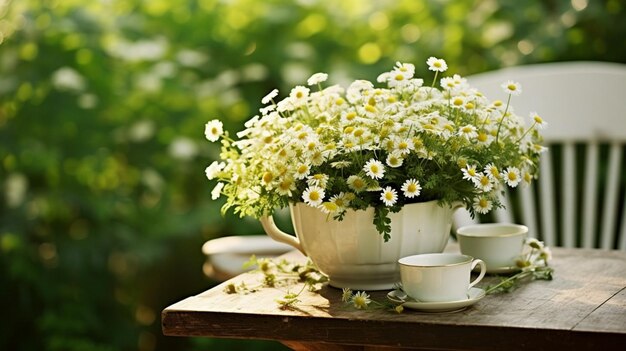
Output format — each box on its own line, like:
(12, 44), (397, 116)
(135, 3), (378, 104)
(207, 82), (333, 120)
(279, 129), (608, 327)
(398, 253), (486, 302)
(456, 223), (528, 271)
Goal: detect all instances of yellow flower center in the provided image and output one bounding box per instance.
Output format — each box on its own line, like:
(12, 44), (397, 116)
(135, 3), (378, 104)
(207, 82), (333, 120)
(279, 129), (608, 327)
(262, 172), (273, 184)
(309, 191), (320, 201)
(345, 112), (356, 121)
(279, 180), (292, 190)
(407, 184), (417, 192)
(385, 192), (394, 200)
(297, 165), (308, 174)
(480, 176), (490, 186)
(370, 165), (379, 173)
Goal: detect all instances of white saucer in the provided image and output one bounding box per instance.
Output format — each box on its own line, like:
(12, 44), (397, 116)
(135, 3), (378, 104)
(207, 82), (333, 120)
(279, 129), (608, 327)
(387, 287), (486, 312)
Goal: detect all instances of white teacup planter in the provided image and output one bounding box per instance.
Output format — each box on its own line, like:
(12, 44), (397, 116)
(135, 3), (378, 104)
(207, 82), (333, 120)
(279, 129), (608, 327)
(260, 200), (461, 290)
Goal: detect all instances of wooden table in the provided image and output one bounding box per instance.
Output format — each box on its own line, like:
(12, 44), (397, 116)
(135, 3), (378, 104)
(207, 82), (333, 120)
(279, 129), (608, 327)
(162, 245), (626, 350)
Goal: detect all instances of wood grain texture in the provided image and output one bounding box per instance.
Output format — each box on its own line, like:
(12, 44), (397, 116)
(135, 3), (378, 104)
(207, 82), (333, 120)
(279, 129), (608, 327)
(162, 245), (626, 350)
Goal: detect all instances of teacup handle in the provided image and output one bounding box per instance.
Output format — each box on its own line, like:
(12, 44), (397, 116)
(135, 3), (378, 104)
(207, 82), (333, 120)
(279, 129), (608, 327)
(259, 215), (305, 255)
(469, 259), (486, 289)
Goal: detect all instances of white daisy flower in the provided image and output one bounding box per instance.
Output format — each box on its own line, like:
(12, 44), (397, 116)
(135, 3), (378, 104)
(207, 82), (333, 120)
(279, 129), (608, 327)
(276, 177), (295, 196)
(539, 247), (552, 262)
(426, 57), (448, 72)
(205, 161), (226, 180)
(522, 170), (534, 186)
(401, 178), (422, 198)
(341, 288), (353, 302)
(440, 76), (456, 90)
(473, 173), (494, 192)
(484, 163), (500, 180)
(347, 175), (367, 192)
(458, 125), (478, 140)
(526, 238), (544, 250)
(363, 159), (385, 179)
(394, 62), (415, 76)
(351, 291), (371, 309)
(461, 164), (478, 181)
(307, 173), (329, 188)
(307, 72), (328, 86)
(261, 88), (279, 104)
(302, 186), (325, 207)
(385, 151), (404, 168)
(475, 130), (494, 146)
(502, 167), (521, 187)
(530, 111), (548, 129)
(473, 196), (493, 214)
(294, 163), (311, 179)
(211, 182), (224, 200)
(501, 80), (522, 96)
(380, 186), (398, 207)
(387, 69), (411, 88)
(289, 85), (310, 103)
(204, 120), (224, 142)
(395, 138), (414, 155)
(329, 192), (351, 209)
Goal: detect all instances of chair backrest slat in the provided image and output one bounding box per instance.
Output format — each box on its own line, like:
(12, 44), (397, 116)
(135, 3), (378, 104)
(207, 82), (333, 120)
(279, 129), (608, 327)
(519, 185), (538, 239)
(562, 143), (576, 248)
(539, 151), (557, 247)
(600, 143), (623, 249)
(582, 143), (599, 248)
(619, 203), (626, 250)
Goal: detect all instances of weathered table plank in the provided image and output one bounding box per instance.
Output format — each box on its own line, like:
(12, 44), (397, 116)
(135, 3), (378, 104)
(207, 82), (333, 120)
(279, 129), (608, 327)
(162, 245), (626, 350)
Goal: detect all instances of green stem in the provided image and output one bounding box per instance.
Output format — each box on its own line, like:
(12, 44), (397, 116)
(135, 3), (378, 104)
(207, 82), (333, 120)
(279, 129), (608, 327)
(431, 71), (439, 88)
(495, 94), (512, 146)
(485, 270), (532, 294)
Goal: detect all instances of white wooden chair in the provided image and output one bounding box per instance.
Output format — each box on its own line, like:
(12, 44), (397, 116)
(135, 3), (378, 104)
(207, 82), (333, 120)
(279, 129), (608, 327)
(454, 61), (626, 250)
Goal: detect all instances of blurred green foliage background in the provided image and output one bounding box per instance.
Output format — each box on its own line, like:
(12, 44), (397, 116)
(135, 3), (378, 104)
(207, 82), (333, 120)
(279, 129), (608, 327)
(0, 0), (624, 350)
